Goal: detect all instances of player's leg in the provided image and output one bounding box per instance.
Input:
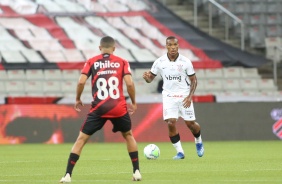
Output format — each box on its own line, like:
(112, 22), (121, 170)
(184, 120), (204, 157)
(181, 101), (204, 157)
(60, 131), (90, 183)
(60, 113), (106, 183)
(166, 118), (185, 159)
(163, 96), (185, 159)
(111, 114), (141, 181)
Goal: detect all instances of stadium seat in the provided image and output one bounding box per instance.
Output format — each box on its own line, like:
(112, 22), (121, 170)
(249, 25), (266, 48)
(40, 50), (66, 62)
(53, 0), (86, 13)
(130, 49), (157, 63)
(26, 70), (45, 80)
(222, 79), (241, 92)
(257, 78), (278, 91)
(114, 48), (135, 62)
(81, 49), (100, 60)
(7, 70), (26, 80)
(62, 49), (85, 62)
(44, 69), (62, 80)
(240, 68), (260, 78)
(14, 28), (52, 40)
(266, 25), (282, 37)
(249, 14), (266, 25)
(204, 79), (223, 92)
(62, 70), (80, 80)
(240, 78), (259, 92)
(5, 81), (25, 93)
(222, 67), (242, 78)
(266, 14), (282, 25)
(205, 68), (223, 78)
(0, 70), (8, 81)
(28, 40), (64, 51)
(0, 81), (6, 94)
(35, 0), (65, 12)
(61, 80), (77, 95)
(24, 81), (44, 94)
(250, 1), (267, 13)
(1, 51), (27, 63)
(21, 50), (45, 63)
(195, 69), (206, 79)
(43, 81), (62, 93)
(266, 1), (282, 13)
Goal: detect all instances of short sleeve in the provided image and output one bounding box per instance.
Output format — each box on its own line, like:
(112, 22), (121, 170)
(150, 59), (159, 76)
(123, 59), (131, 76)
(81, 59), (92, 78)
(186, 60), (195, 76)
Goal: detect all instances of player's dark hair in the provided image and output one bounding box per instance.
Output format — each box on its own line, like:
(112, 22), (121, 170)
(100, 36), (115, 48)
(166, 36), (178, 44)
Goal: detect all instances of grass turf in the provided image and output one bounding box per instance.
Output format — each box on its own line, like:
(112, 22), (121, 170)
(0, 141), (281, 183)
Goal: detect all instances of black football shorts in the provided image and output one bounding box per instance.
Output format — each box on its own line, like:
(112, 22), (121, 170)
(81, 112), (132, 135)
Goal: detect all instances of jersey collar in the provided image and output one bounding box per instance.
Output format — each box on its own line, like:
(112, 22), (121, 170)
(167, 53), (179, 62)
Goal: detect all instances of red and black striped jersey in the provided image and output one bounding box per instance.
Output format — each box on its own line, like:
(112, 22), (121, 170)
(81, 53), (132, 118)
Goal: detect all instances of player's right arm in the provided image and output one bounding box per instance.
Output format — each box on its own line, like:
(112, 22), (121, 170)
(74, 74), (87, 112)
(143, 71), (156, 83)
(124, 74), (137, 115)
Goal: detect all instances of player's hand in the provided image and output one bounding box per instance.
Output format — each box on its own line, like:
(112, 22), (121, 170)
(128, 103), (137, 115)
(143, 71), (151, 82)
(183, 96), (192, 108)
(74, 99), (84, 112)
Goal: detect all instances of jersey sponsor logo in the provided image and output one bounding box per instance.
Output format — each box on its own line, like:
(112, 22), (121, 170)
(94, 60), (120, 69)
(165, 75), (181, 82)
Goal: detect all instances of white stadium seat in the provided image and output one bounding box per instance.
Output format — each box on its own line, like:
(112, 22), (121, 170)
(222, 67), (242, 78)
(26, 70), (45, 80)
(205, 68), (223, 78)
(44, 69), (62, 80)
(7, 70), (26, 80)
(62, 70), (80, 80)
(240, 78), (259, 92)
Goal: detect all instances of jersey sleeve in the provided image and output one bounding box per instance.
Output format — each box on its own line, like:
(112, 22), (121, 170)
(150, 59), (159, 76)
(81, 59), (92, 78)
(186, 60), (195, 76)
(123, 59), (132, 76)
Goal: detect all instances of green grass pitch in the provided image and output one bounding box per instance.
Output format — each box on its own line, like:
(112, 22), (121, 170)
(0, 141), (281, 183)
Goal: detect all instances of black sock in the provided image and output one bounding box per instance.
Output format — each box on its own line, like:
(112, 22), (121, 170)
(66, 153), (79, 176)
(170, 133), (180, 144)
(129, 151), (139, 173)
(193, 130), (201, 138)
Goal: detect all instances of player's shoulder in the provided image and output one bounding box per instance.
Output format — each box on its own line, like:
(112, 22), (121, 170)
(178, 54), (192, 64)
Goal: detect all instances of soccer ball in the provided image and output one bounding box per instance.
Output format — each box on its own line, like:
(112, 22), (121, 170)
(143, 144), (160, 160)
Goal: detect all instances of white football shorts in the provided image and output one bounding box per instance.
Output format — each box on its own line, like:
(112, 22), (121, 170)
(162, 94), (196, 121)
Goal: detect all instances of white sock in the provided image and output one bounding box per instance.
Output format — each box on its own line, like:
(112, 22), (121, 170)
(195, 135), (202, 144)
(173, 141), (184, 154)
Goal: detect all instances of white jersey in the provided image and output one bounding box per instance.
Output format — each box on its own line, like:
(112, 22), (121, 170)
(151, 53), (195, 96)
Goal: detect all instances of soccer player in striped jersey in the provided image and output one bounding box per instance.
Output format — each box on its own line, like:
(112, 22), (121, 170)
(143, 36), (204, 160)
(60, 36), (141, 183)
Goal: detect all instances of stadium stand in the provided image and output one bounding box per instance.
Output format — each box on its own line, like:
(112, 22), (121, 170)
(0, 0), (281, 103)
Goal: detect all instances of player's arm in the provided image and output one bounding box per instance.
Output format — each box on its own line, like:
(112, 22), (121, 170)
(143, 71), (156, 83)
(124, 74), (137, 114)
(74, 74), (88, 112)
(183, 74), (197, 108)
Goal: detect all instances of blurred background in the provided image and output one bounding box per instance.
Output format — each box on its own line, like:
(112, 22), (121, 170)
(0, 0), (281, 144)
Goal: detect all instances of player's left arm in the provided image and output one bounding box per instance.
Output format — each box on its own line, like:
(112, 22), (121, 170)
(183, 74), (197, 108)
(74, 74), (88, 112)
(124, 74), (137, 115)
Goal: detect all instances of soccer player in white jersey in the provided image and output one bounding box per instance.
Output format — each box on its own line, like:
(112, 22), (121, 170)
(143, 36), (204, 159)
